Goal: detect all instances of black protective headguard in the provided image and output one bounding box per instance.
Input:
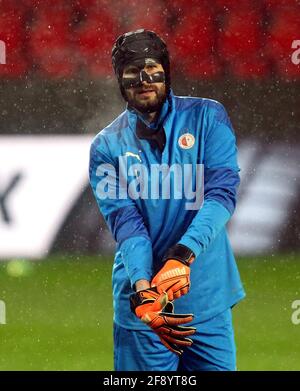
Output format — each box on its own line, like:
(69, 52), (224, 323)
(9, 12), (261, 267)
(111, 29), (171, 99)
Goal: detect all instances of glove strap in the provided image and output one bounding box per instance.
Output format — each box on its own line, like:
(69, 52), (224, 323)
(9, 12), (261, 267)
(129, 287), (158, 314)
(163, 244), (195, 266)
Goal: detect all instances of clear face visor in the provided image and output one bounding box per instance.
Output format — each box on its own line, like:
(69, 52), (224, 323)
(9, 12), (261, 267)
(122, 58), (165, 89)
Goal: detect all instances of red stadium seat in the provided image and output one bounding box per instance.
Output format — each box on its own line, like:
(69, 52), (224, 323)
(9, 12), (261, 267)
(0, 50), (29, 78)
(268, 9), (299, 57)
(74, 0), (111, 11)
(76, 9), (118, 77)
(267, 7), (300, 79)
(229, 56), (270, 79)
(264, 0), (299, 8)
(0, 2), (29, 77)
(219, 7), (263, 57)
(166, 0), (206, 14)
(74, 0), (113, 20)
(170, 2), (220, 77)
(117, 0), (170, 41)
(29, 4), (77, 78)
(218, 5), (270, 78)
(214, 0), (254, 10)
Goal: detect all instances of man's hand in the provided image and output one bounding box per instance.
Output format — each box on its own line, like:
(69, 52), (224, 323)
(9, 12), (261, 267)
(151, 259), (190, 300)
(151, 244), (195, 301)
(130, 287), (196, 355)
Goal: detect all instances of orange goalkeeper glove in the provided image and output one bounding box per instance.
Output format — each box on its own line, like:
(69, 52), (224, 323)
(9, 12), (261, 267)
(130, 287), (196, 355)
(151, 244), (195, 301)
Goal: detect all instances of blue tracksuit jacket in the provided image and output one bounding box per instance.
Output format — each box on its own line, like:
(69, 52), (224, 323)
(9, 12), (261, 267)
(89, 90), (245, 330)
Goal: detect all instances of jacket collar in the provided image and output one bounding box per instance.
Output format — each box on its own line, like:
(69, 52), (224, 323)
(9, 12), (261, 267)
(127, 90), (174, 132)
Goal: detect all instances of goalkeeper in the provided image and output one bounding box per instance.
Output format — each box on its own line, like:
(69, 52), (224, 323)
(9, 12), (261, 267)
(89, 29), (245, 371)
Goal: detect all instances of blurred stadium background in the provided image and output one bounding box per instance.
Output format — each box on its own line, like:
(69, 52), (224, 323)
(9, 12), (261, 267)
(0, 0), (299, 370)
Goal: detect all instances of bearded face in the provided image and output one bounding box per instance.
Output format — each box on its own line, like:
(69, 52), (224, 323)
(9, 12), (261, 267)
(122, 61), (167, 114)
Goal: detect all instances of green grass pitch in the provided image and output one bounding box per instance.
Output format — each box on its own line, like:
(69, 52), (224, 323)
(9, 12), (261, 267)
(0, 253), (299, 370)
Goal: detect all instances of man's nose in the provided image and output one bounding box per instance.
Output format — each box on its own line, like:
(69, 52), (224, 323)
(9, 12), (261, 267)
(139, 70), (151, 83)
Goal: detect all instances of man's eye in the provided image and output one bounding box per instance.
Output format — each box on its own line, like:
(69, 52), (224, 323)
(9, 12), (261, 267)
(125, 69), (139, 75)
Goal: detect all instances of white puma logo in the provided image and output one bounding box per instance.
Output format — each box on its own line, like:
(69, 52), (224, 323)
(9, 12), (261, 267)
(159, 267), (187, 281)
(124, 151), (142, 162)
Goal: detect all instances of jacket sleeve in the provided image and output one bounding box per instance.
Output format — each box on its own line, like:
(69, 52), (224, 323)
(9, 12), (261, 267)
(89, 135), (153, 287)
(178, 102), (240, 257)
